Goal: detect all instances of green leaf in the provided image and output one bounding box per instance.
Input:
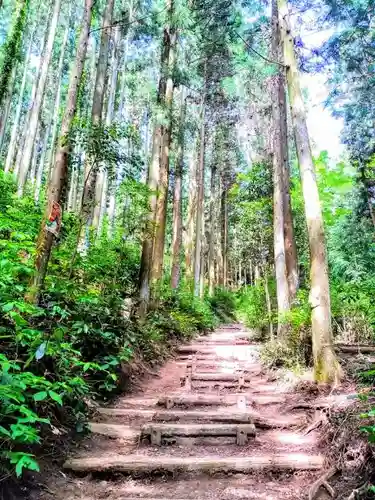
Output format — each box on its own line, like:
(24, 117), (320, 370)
(14, 454), (40, 477)
(33, 391), (48, 402)
(2, 302), (14, 312)
(48, 390), (63, 406)
(0, 425), (11, 437)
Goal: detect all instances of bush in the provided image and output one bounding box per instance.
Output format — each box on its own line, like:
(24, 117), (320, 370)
(236, 284), (272, 334)
(0, 173), (227, 478)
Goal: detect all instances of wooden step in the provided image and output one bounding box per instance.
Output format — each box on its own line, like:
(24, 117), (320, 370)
(142, 422), (256, 437)
(97, 407), (303, 428)
(178, 345), (257, 355)
(64, 453), (324, 474)
(97, 407), (253, 423)
(158, 393), (284, 408)
(189, 372), (255, 382)
(88, 423), (138, 442)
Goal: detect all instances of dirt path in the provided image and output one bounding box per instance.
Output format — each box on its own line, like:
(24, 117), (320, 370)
(39, 324), (348, 500)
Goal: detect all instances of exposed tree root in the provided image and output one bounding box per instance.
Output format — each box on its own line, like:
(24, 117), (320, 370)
(308, 467), (337, 500)
(346, 483), (369, 499)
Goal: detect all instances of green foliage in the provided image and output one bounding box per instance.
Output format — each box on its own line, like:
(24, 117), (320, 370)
(236, 284), (271, 332)
(0, 0), (29, 105)
(0, 172), (227, 478)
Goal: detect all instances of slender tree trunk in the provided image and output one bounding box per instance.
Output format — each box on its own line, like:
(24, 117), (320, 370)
(185, 145), (197, 278)
(45, 17), (70, 178)
(27, 0), (94, 303)
(17, 0), (61, 196)
(35, 121), (51, 202)
(208, 160), (217, 296)
(271, 0), (290, 337)
(171, 89), (186, 289)
(221, 184), (228, 288)
(152, 17), (177, 284)
(28, 125), (40, 187)
(278, 14), (298, 300)
(263, 265), (274, 340)
(138, 0), (174, 313)
(14, 28), (47, 178)
(0, 66), (16, 152)
(193, 93), (206, 297)
(82, 0), (114, 234)
(278, 0), (342, 383)
(4, 31), (34, 173)
(116, 0), (134, 121)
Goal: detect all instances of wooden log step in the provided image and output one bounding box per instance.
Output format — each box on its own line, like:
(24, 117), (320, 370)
(64, 453), (324, 474)
(97, 407), (302, 428)
(158, 393), (284, 408)
(142, 423), (256, 438)
(178, 345), (256, 354)
(190, 381), (250, 389)
(190, 373), (253, 382)
(194, 339), (249, 345)
(116, 397), (158, 408)
(88, 423), (138, 442)
(335, 344), (375, 354)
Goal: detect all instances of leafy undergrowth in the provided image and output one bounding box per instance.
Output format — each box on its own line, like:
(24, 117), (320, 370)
(0, 172), (231, 479)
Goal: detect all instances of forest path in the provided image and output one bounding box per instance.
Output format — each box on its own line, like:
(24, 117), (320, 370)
(41, 324), (336, 500)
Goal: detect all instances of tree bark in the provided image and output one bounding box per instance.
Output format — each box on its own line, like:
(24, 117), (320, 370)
(0, 66), (16, 152)
(220, 183), (228, 287)
(27, 0), (94, 303)
(185, 145), (198, 278)
(208, 157), (217, 296)
(17, 0), (61, 196)
(4, 30), (34, 173)
(271, 0), (290, 336)
(280, 79), (298, 300)
(14, 27), (47, 179)
(138, 0), (174, 314)
(152, 16), (177, 284)
(171, 89), (186, 289)
(82, 0), (114, 234)
(45, 16), (70, 179)
(193, 93), (206, 297)
(278, 0), (342, 383)
(35, 121), (51, 202)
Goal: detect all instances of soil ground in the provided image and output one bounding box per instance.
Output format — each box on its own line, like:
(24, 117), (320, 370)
(18, 324), (367, 499)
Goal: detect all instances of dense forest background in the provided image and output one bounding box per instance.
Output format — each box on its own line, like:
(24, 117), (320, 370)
(0, 0), (374, 480)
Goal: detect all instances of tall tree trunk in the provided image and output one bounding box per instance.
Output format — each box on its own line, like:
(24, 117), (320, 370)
(220, 183), (228, 287)
(82, 0), (114, 234)
(14, 27), (47, 178)
(263, 264), (274, 340)
(208, 160), (217, 296)
(138, 0), (174, 314)
(278, 11), (298, 300)
(45, 16), (70, 178)
(94, 24), (122, 236)
(184, 145), (197, 278)
(0, 66), (17, 152)
(27, 0), (94, 303)
(271, 0), (290, 336)
(193, 93), (206, 297)
(278, 0), (342, 383)
(4, 31), (34, 173)
(17, 0), (61, 196)
(171, 89), (186, 289)
(152, 13), (177, 284)
(0, 0), (28, 108)
(34, 125), (48, 202)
